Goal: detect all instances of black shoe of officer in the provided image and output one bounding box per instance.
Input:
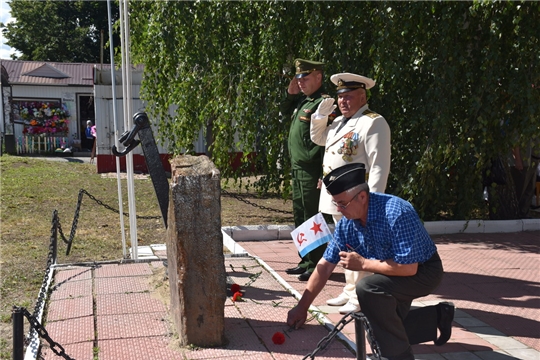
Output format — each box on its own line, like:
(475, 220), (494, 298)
(298, 271), (312, 281)
(434, 302), (455, 346)
(285, 266), (306, 275)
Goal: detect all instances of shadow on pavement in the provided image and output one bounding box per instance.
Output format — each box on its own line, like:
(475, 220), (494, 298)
(433, 232), (539, 253)
(434, 271), (539, 339)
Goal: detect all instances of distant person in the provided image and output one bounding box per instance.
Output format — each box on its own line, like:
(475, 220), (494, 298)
(85, 120), (95, 151)
(90, 122), (97, 164)
(279, 59), (336, 281)
(310, 72), (391, 313)
(286, 163), (454, 360)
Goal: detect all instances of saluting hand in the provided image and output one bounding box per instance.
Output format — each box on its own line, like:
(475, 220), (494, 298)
(287, 78), (300, 95)
(315, 98), (336, 117)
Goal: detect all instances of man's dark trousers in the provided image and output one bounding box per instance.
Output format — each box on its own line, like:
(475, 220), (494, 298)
(356, 253), (444, 359)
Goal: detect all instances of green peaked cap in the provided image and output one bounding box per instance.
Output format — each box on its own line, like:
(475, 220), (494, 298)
(294, 58), (324, 78)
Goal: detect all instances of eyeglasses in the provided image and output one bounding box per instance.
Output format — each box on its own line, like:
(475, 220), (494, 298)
(331, 191), (360, 209)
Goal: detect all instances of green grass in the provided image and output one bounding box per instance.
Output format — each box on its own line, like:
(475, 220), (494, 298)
(0, 155), (292, 358)
(0, 155), (165, 358)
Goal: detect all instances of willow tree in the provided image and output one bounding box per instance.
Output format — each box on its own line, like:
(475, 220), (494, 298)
(130, 1), (539, 220)
(368, 1), (540, 220)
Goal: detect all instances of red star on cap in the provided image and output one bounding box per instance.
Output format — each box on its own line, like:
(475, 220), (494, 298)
(311, 221), (322, 235)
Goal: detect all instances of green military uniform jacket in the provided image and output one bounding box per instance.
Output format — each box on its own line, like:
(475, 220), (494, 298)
(280, 86), (329, 265)
(280, 87), (330, 174)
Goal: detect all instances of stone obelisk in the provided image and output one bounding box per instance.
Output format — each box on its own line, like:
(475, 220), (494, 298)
(166, 155), (226, 346)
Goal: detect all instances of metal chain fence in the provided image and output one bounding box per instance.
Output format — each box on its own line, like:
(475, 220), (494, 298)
(63, 189), (290, 255)
(59, 189), (162, 255)
(77, 189), (161, 220)
(221, 188), (291, 215)
(12, 209), (75, 360)
(302, 311), (382, 360)
(32, 210), (59, 319)
(14, 306), (74, 360)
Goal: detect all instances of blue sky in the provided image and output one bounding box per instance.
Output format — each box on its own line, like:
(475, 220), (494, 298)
(0, 0), (21, 59)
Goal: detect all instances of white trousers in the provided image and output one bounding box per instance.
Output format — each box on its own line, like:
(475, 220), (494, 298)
(332, 214), (371, 306)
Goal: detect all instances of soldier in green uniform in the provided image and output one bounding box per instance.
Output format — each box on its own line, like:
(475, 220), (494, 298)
(279, 59), (337, 281)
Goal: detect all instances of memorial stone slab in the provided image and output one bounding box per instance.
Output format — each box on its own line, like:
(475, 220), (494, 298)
(166, 155), (226, 346)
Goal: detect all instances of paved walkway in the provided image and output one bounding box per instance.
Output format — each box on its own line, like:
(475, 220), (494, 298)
(38, 231), (539, 360)
(238, 231), (540, 360)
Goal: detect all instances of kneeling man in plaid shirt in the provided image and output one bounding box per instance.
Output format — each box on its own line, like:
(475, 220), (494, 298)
(287, 163), (454, 360)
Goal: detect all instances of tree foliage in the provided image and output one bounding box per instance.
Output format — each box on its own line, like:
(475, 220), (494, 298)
(1, 0), (120, 63)
(129, 1), (539, 220)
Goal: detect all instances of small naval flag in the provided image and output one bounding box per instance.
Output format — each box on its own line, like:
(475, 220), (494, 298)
(291, 212), (333, 258)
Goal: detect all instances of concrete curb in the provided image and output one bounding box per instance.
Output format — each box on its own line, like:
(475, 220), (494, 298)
(222, 219), (540, 241)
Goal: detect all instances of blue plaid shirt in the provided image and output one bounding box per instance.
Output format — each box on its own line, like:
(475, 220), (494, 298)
(324, 193), (437, 265)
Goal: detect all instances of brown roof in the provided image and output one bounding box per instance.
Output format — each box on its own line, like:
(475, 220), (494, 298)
(0, 59), (108, 86)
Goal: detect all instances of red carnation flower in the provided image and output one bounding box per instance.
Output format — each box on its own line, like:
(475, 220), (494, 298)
(232, 291), (243, 302)
(272, 332), (285, 345)
(231, 284), (241, 293)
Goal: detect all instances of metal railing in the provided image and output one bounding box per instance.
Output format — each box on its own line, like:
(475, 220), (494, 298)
(12, 209), (71, 360)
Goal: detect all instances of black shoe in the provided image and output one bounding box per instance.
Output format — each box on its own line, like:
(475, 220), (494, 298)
(285, 266), (306, 275)
(298, 271), (312, 281)
(434, 302), (455, 346)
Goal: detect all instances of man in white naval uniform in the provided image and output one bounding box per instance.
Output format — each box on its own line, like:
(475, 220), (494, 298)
(310, 72), (391, 313)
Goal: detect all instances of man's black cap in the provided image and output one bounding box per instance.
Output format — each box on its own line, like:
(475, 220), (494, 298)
(323, 163), (366, 195)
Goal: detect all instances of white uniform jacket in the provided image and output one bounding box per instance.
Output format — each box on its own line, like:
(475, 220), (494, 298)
(310, 103), (391, 214)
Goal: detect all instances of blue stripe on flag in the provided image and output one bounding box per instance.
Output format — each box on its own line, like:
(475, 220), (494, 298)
(299, 234), (332, 258)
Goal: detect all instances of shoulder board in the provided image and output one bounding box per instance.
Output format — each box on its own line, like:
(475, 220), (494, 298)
(362, 109), (380, 119)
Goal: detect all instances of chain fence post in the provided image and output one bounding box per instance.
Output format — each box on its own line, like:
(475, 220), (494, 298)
(52, 211), (58, 264)
(12, 307), (24, 360)
(354, 316), (366, 360)
(65, 190), (84, 256)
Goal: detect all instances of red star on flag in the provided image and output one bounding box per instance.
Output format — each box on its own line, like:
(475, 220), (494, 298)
(310, 221), (322, 235)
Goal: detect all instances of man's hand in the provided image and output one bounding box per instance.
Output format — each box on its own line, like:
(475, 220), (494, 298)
(338, 251), (365, 271)
(287, 305), (308, 329)
(285, 259), (336, 328)
(339, 251), (419, 276)
(315, 98), (336, 117)
(287, 78), (300, 95)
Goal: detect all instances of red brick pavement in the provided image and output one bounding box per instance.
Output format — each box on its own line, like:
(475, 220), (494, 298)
(239, 231), (540, 356)
(37, 231), (539, 360)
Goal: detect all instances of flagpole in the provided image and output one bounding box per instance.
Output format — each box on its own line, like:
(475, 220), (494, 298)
(107, 0), (128, 259)
(119, 0), (138, 260)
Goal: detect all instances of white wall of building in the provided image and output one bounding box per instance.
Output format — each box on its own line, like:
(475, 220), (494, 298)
(93, 83), (206, 156)
(11, 84), (92, 145)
